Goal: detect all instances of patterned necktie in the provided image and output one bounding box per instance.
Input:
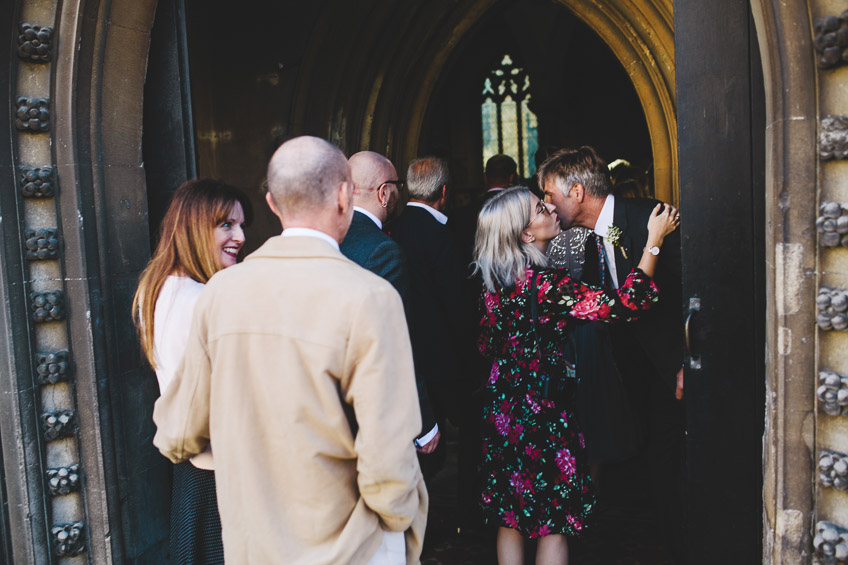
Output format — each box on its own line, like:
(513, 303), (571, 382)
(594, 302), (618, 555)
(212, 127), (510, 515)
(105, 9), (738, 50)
(594, 234), (607, 288)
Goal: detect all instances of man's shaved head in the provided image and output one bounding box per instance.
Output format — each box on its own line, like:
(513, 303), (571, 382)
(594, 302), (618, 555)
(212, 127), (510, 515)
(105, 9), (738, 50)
(266, 136), (351, 214)
(349, 151), (395, 193)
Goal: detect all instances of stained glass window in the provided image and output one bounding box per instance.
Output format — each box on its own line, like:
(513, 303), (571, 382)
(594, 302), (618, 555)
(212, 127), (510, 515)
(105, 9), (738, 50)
(481, 55), (539, 177)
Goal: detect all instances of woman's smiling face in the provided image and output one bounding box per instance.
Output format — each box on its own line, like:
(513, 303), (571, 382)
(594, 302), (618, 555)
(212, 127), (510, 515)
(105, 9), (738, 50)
(213, 201), (246, 268)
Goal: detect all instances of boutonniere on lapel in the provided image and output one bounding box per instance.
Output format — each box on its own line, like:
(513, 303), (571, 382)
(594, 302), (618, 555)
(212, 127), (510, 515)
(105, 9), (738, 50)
(606, 225), (628, 259)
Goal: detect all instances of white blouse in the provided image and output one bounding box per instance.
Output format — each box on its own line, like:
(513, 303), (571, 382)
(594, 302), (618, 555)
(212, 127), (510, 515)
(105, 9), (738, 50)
(153, 275), (214, 469)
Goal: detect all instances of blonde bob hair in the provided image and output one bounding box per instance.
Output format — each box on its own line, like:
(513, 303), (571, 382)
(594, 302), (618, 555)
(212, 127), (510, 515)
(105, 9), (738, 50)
(473, 187), (548, 293)
(132, 178), (251, 367)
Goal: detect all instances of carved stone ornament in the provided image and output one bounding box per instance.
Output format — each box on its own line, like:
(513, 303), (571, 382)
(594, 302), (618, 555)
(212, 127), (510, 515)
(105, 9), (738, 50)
(816, 288), (848, 331)
(35, 350), (71, 385)
(821, 115), (848, 161)
(817, 371), (848, 416)
(814, 11), (848, 69)
(41, 409), (76, 441)
(18, 166), (55, 198)
(817, 202), (848, 246)
(25, 228), (60, 260)
(51, 521), (85, 557)
(17, 23), (53, 63)
(46, 464), (80, 496)
(15, 97), (49, 132)
(819, 450), (848, 490)
(30, 290), (65, 322)
(814, 521), (848, 563)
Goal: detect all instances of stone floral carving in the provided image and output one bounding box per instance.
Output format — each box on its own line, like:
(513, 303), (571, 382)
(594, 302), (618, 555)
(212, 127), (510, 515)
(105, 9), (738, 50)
(816, 288), (848, 331)
(30, 290), (65, 322)
(19, 166), (55, 197)
(818, 371), (848, 416)
(814, 521), (848, 563)
(819, 450), (848, 490)
(821, 115), (848, 161)
(15, 97), (50, 132)
(817, 202), (848, 247)
(35, 350), (71, 385)
(17, 23), (53, 63)
(814, 12), (848, 69)
(25, 228), (60, 260)
(46, 464), (80, 496)
(51, 522), (85, 557)
(41, 410), (76, 441)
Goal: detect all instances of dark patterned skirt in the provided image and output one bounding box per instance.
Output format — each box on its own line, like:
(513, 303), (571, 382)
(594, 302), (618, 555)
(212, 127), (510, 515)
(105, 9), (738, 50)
(170, 461), (224, 564)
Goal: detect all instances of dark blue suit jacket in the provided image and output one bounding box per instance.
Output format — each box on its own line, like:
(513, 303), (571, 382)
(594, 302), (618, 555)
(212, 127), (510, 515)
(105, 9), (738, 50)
(340, 210), (435, 434)
(341, 211), (409, 298)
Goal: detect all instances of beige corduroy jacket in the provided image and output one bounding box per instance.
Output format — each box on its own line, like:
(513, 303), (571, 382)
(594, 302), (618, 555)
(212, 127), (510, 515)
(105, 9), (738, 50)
(153, 235), (428, 564)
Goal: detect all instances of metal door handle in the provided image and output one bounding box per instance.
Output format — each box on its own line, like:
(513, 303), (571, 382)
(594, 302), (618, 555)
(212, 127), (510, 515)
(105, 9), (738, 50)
(686, 297), (702, 370)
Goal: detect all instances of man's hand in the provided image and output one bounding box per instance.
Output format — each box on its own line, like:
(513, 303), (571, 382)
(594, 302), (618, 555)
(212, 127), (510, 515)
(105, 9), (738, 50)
(416, 430), (440, 454)
(675, 366), (684, 400)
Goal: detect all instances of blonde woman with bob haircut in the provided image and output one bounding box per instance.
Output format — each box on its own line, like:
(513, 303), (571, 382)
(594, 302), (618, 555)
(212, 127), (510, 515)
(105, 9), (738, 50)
(133, 177), (250, 565)
(473, 186), (678, 565)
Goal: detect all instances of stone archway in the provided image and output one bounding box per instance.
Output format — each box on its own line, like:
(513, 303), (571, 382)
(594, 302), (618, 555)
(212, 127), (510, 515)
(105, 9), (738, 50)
(1, 0), (832, 562)
(750, 1), (819, 563)
(292, 0), (677, 203)
(5, 0), (165, 562)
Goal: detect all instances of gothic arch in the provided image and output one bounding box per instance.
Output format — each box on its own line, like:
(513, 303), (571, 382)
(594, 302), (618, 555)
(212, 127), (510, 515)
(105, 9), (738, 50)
(293, 0), (676, 201)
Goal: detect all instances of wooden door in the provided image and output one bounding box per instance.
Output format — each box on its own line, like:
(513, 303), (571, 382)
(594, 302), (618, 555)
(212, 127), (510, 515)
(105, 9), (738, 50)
(676, 2), (766, 562)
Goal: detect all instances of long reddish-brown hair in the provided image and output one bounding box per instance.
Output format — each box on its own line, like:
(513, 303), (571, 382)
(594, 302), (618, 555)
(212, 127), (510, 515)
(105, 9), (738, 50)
(132, 178), (251, 367)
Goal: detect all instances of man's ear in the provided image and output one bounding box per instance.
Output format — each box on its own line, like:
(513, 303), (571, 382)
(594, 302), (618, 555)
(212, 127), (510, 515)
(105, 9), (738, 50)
(572, 183), (586, 203)
(337, 181), (354, 214)
(265, 192), (285, 228)
(265, 192), (280, 216)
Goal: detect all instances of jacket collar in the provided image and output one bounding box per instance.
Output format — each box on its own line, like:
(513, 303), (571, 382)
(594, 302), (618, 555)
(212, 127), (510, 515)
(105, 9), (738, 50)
(245, 234), (348, 261)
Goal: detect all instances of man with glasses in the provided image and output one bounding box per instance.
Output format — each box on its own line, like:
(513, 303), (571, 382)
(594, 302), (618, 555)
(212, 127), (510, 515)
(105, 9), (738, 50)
(341, 151), (440, 454)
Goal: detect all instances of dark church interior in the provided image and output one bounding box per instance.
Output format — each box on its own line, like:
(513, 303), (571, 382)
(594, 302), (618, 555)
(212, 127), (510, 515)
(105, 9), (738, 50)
(141, 1), (667, 562)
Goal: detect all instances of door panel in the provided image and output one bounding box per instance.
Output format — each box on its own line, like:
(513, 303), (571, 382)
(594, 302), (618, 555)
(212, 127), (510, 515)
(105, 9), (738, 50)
(676, 2), (766, 563)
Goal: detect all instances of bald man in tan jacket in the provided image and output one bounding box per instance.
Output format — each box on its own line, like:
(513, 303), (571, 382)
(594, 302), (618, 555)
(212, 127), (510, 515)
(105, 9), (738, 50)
(153, 136), (427, 564)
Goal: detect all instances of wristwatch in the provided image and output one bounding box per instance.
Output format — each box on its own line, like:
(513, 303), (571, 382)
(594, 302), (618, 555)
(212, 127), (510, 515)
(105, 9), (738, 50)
(646, 245), (660, 256)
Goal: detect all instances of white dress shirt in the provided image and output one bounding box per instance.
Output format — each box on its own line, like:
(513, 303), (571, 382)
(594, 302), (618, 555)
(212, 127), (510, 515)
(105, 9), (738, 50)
(406, 201), (448, 225)
(353, 206), (383, 230)
(281, 227), (340, 250)
(593, 194), (620, 289)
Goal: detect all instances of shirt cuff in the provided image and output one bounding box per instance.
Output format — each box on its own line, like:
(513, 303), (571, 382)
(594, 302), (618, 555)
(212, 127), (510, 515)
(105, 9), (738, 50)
(415, 424), (439, 447)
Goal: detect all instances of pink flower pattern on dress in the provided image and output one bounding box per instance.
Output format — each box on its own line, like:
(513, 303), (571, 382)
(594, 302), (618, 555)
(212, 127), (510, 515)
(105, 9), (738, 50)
(477, 267), (658, 537)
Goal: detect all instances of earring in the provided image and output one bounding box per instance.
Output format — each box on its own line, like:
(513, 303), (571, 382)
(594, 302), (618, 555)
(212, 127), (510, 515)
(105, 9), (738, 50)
(380, 200), (388, 208)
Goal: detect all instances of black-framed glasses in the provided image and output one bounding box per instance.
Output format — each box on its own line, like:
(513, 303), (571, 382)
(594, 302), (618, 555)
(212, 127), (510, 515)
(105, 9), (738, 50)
(379, 179), (405, 191)
(527, 200), (551, 227)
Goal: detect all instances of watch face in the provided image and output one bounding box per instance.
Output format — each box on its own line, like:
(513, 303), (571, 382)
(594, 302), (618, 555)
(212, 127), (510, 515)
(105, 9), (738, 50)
(650, 246), (660, 256)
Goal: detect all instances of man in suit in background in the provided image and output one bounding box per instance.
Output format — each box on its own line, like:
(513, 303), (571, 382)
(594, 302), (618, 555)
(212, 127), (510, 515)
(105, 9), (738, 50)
(391, 156), (464, 479)
(341, 150), (440, 454)
(537, 145), (685, 559)
(153, 136), (427, 564)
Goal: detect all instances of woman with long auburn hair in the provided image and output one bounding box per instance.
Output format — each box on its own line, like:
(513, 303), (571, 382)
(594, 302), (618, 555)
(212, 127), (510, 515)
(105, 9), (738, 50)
(472, 187), (678, 565)
(133, 178), (251, 564)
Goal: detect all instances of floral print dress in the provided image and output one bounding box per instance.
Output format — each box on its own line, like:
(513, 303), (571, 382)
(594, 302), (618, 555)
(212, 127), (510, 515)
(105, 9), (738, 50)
(478, 266), (659, 537)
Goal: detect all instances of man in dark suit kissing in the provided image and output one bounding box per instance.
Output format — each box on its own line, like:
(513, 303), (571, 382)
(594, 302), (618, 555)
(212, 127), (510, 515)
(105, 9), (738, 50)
(537, 146), (686, 560)
(341, 151), (439, 453)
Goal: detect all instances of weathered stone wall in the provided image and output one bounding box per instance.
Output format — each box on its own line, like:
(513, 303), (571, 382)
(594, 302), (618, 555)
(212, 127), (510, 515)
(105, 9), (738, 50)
(812, 0), (848, 562)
